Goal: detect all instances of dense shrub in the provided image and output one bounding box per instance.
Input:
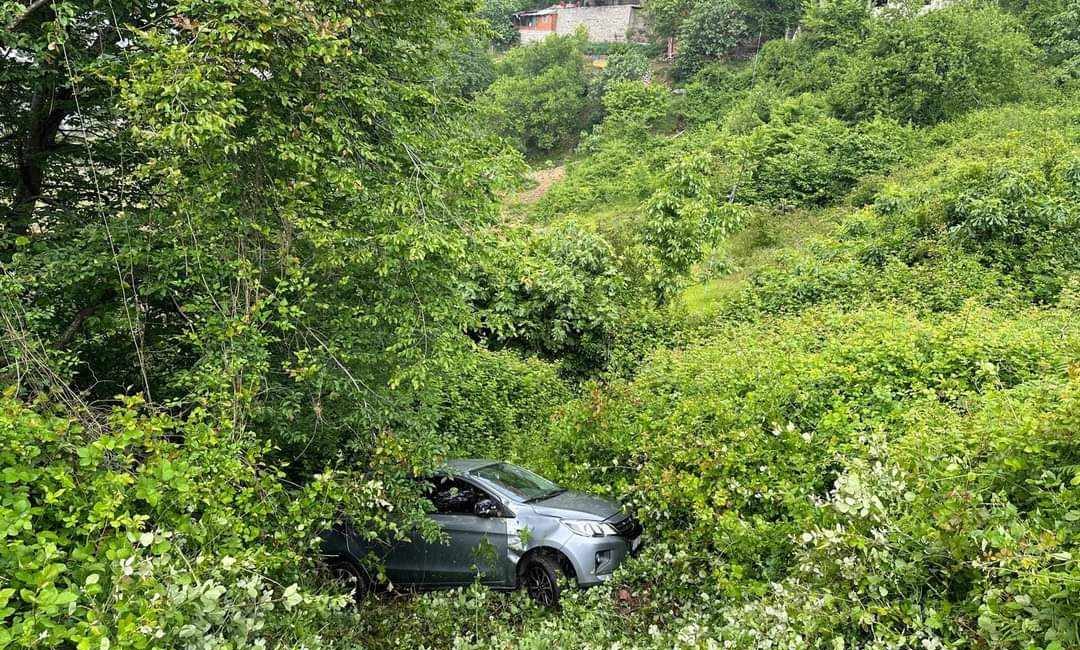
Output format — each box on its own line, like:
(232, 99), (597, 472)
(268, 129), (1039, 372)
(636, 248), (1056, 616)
(0, 396), (356, 648)
(510, 305), (1080, 646)
(439, 37), (497, 98)
(1002, 0), (1080, 75)
(533, 102), (710, 222)
(476, 33), (594, 155)
(708, 365), (1080, 649)
(1043, 0), (1080, 75)
(874, 111), (1080, 301)
(830, 3), (1039, 124)
(599, 80), (674, 131)
(650, 0), (802, 77)
(800, 0), (872, 51)
(725, 100), (915, 205)
(466, 222), (648, 376)
(675, 0), (752, 78)
(434, 350), (569, 458)
(642, 152), (745, 302)
(591, 46), (653, 98)
(679, 62), (757, 125)
(479, 0), (532, 48)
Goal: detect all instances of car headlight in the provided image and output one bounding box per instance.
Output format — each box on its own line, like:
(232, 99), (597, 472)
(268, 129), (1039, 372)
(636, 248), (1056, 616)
(562, 519), (618, 537)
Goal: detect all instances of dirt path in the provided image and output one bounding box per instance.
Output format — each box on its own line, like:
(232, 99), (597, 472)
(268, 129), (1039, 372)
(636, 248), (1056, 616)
(516, 165), (566, 205)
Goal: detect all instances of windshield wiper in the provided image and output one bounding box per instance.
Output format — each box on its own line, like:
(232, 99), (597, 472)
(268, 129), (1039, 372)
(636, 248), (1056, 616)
(524, 488), (566, 503)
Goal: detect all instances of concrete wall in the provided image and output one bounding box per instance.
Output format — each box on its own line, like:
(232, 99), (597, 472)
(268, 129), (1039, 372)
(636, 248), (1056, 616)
(554, 5), (638, 43)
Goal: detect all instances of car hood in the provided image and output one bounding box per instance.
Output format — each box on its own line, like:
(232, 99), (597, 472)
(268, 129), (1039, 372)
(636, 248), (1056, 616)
(528, 490), (621, 521)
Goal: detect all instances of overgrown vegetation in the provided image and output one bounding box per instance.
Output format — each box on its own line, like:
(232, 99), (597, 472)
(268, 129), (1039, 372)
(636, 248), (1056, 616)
(3, 0), (1080, 648)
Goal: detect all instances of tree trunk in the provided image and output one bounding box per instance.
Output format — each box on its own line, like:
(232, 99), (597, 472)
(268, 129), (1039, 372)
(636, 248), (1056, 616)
(9, 85), (70, 242)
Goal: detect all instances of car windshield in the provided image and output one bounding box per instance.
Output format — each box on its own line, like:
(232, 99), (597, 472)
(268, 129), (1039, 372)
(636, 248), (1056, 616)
(470, 462), (562, 501)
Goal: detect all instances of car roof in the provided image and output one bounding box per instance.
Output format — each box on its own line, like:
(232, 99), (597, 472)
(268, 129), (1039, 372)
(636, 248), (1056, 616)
(437, 458), (500, 476)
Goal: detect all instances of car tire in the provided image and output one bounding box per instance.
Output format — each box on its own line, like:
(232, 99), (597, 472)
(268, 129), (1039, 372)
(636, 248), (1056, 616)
(520, 554), (562, 607)
(328, 558), (371, 603)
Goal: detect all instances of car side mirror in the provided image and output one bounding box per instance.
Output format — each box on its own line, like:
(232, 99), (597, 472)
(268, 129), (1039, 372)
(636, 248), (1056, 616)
(474, 498), (500, 518)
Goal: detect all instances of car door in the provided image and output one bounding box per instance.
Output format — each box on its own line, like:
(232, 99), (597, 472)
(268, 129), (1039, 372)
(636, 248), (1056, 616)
(423, 476), (509, 586)
(379, 533), (431, 585)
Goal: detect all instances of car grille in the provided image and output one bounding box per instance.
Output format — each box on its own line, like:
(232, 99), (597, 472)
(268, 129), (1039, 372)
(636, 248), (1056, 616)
(607, 513), (643, 539)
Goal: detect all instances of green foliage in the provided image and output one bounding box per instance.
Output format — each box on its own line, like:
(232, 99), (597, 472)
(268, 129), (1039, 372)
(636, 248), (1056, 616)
(2, 0), (526, 477)
(680, 62), (758, 126)
(533, 98), (705, 222)
(476, 33), (594, 155)
(874, 120), (1080, 301)
(467, 222), (646, 376)
(439, 37), (497, 98)
(726, 102), (915, 205)
(830, 3), (1039, 124)
(999, 0), (1079, 75)
(591, 46), (652, 98)
(599, 80), (674, 131)
(675, 0), (752, 78)
(0, 394), (359, 648)
(5, 0), (1080, 647)
(435, 350), (570, 458)
(0, 0), (526, 643)
(800, 0), (872, 51)
(651, 0), (802, 78)
(642, 153), (745, 303)
(480, 0), (532, 49)
(649, 0), (802, 41)
(503, 304), (1078, 649)
(647, 0), (696, 39)
(1044, 0), (1080, 76)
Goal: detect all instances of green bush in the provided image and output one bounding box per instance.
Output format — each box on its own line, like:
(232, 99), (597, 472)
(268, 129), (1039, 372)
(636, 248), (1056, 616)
(752, 37), (853, 96)
(466, 222), (648, 376)
(725, 101), (915, 205)
(675, 0), (752, 78)
(434, 350), (570, 458)
(476, 33), (594, 155)
(874, 112), (1080, 301)
(0, 395), (353, 648)
(599, 80), (675, 134)
(479, 0), (531, 49)
(1003, 0), (1080, 76)
(679, 61), (757, 126)
(800, 0), (871, 51)
(517, 305), (1080, 646)
(591, 46), (653, 98)
(830, 3), (1039, 124)
(642, 151), (746, 302)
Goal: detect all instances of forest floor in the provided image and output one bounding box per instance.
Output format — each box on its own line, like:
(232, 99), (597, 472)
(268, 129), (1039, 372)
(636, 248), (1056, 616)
(516, 165), (566, 205)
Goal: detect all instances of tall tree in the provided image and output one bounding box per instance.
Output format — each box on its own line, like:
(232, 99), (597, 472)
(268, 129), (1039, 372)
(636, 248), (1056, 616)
(1, 0), (522, 469)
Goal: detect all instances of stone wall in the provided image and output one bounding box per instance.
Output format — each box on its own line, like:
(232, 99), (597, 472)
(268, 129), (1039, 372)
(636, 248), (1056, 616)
(870, 0), (956, 14)
(520, 28), (554, 45)
(554, 5), (641, 43)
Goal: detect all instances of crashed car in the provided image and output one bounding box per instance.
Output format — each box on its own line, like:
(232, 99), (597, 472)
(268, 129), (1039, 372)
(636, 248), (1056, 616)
(321, 459), (643, 606)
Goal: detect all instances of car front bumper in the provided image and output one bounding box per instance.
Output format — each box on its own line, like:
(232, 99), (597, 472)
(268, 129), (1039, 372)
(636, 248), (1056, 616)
(562, 529), (643, 587)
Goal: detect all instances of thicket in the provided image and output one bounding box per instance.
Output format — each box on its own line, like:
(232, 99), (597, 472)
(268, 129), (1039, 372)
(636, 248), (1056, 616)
(1, 0), (522, 645)
(0, 396), (354, 648)
(3, 0), (1080, 648)
(348, 3), (1080, 649)
(648, 0), (803, 77)
(475, 33), (596, 156)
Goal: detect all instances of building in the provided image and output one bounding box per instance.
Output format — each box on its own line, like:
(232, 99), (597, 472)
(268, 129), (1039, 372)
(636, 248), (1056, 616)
(513, 3), (648, 45)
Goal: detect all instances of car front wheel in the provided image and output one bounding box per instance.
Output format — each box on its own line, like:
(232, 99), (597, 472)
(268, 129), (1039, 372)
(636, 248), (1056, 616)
(328, 558), (371, 603)
(520, 555), (562, 607)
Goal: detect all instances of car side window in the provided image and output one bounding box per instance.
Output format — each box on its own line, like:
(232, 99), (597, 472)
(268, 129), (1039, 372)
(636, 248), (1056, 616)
(423, 476), (485, 515)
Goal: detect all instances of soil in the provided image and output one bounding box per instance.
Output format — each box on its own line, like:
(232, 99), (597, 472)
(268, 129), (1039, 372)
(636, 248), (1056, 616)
(516, 165), (566, 205)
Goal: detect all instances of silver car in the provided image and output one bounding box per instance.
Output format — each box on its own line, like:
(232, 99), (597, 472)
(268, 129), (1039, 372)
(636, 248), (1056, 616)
(321, 459), (643, 606)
